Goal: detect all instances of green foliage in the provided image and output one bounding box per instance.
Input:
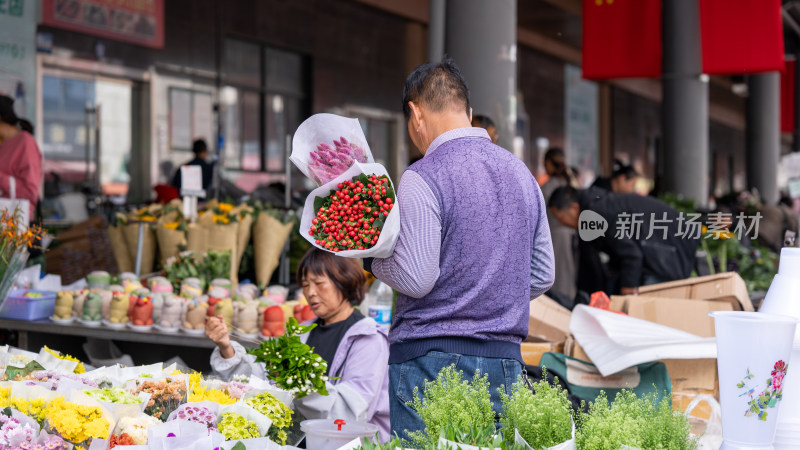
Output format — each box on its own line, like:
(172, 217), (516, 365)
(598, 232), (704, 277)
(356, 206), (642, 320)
(246, 318), (329, 398)
(577, 390), (695, 450)
(162, 250), (232, 291)
(658, 193), (697, 216)
(354, 433), (406, 450)
(499, 375), (572, 448)
(406, 365), (495, 449)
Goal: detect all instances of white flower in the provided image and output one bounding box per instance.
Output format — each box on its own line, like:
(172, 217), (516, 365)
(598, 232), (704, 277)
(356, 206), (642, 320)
(313, 363), (319, 367)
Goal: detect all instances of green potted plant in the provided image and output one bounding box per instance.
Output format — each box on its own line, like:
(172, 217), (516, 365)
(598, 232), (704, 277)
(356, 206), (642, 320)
(499, 375), (573, 449)
(406, 365), (496, 449)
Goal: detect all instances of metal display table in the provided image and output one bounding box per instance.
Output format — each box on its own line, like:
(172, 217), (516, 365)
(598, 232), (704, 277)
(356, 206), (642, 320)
(0, 319), (257, 372)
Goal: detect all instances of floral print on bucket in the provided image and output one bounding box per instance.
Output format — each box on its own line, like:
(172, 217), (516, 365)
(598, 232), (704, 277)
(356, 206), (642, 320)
(737, 360), (788, 421)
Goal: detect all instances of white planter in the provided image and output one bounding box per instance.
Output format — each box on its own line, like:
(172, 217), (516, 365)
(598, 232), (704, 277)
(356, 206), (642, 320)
(711, 311), (798, 450)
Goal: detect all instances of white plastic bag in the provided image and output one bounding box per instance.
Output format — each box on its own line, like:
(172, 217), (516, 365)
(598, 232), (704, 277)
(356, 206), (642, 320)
(299, 162), (400, 259)
(684, 394), (723, 450)
(291, 113), (374, 186)
(514, 419), (576, 450)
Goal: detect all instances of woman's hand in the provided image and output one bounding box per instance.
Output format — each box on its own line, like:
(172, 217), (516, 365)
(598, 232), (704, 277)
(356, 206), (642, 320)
(206, 315), (234, 359)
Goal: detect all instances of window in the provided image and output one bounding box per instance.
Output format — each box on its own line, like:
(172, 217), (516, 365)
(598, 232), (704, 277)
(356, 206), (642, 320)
(221, 38), (309, 173)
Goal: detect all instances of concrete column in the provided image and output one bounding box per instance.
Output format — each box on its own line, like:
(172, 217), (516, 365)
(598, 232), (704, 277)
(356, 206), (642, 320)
(662, 0), (709, 207)
(444, 0), (516, 150)
(794, 52), (800, 153)
(428, 0), (445, 63)
(746, 72), (780, 204)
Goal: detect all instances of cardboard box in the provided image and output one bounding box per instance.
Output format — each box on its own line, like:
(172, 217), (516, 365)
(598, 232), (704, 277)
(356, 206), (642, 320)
(610, 295), (734, 338)
(521, 341), (564, 366)
(637, 272), (753, 311)
(528, 295), (572, 342)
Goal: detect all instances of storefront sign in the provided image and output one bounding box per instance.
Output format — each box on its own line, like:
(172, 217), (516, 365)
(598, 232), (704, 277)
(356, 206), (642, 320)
(0, 0), (36, 120)
(41, 0), (164, 49)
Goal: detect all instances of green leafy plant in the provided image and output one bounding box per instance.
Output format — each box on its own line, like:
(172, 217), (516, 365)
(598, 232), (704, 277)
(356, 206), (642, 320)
(246, 318), (329, 398)
(440, 423), (503, 449)
(406, 365), (495, 449)
(499, 374), (572, 448)
(162, 250), (232, 291)
(577, 390), (695, 450)
(354, 433), (405, 450)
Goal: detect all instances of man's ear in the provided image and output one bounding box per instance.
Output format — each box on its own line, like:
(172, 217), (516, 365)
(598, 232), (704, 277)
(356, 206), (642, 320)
(468, 107), (473, 123)
(409, 101), (423, 128)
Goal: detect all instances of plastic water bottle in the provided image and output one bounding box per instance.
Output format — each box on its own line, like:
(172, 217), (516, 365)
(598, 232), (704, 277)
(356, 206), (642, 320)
(367, 281), (393, 328)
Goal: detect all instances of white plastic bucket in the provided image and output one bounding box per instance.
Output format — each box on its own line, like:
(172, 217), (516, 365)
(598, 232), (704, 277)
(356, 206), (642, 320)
(712, 311), (798, 450)
(300, 419), (378, 450)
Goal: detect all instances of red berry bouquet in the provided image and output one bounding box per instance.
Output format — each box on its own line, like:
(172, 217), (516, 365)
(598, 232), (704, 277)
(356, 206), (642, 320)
(309, 174), (395, 252)
(294, 114), (401, 257)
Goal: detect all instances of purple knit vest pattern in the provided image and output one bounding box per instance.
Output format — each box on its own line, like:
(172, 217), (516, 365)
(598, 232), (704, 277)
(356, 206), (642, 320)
(389, 137), (539, 358)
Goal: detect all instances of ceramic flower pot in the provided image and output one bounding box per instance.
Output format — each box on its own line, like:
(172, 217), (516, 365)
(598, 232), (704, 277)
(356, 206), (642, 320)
(712, 311), (798, 450)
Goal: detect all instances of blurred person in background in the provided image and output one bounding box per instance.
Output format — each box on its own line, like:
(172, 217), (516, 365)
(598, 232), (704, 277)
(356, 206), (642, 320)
(592, 159), (640, 194)
(171, 139), (214, 191)
(0, 95), (41, 220)
(540, 148), (578, 300)
(471, 114), (498, 144)
(549, 185), (698, 295)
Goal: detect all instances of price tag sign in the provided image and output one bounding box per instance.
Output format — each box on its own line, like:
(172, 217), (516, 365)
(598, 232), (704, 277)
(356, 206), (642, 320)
(181, 165), (203, 192)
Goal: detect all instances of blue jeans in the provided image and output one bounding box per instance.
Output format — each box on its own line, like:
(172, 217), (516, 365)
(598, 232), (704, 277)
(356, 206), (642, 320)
(388, 351), (523, 443)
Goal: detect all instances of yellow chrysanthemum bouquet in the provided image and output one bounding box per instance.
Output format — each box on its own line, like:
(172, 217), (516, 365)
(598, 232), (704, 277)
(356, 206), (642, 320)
(43, 397), (111, 448)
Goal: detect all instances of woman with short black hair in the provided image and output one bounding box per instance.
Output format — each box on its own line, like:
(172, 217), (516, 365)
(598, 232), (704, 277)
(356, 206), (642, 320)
(207, 248), (390, 440)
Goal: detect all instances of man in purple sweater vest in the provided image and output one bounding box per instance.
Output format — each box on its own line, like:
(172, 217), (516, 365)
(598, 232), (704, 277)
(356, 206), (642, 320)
(365, 58), (555, 441)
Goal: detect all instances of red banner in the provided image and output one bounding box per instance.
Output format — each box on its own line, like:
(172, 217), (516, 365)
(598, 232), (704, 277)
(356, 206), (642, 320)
(782, 60), (795, 134)
(700, 0), (783, 75)
(582, 0), (662, 80)
(41, 0), (164, 49)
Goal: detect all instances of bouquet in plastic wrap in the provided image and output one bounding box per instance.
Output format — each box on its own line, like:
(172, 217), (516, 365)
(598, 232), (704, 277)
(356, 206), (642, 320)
(292, 113), (400, 258)
(41, 397), (111, 448)
(129, 375), (188, 421)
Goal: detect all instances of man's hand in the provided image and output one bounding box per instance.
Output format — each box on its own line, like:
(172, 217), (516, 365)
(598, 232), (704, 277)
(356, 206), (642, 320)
(205, 315), (234, 359)
(620, 287), (639, 295)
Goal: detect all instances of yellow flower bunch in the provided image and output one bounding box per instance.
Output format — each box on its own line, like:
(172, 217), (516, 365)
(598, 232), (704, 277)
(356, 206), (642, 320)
(164, 221), (181, 230)
(189, 384), (236, 404)
(12, 396), (46, 423)
(212, 214), (231, 225)
(43, 345), (86, 374)
(44, 397), (110, 444)
(188, 372), (235, 404)
(218, 203), (235, 213)
(0, 386), (10, 406)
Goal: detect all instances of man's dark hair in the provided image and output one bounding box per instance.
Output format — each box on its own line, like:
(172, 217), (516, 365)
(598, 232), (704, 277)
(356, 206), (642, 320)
(548, 186), (579, 211)
(612, 159), (639, 181)
(192, 139), (209, 156)
(402, 56), (470, 120)
(472, 114), (495, 129)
